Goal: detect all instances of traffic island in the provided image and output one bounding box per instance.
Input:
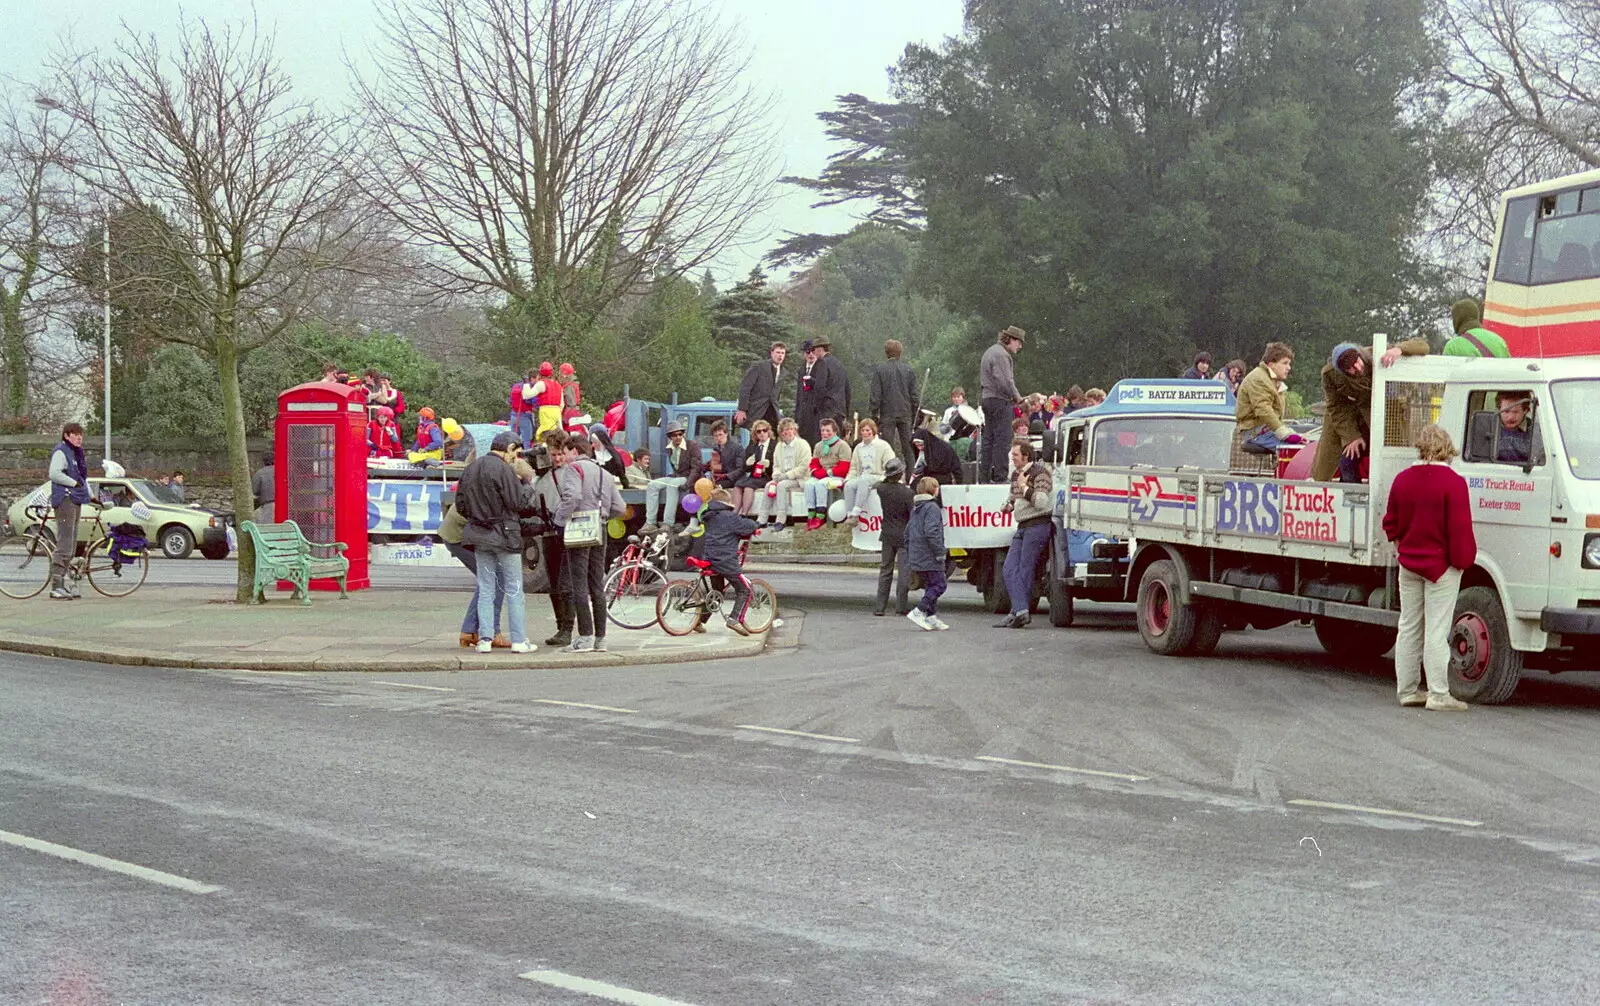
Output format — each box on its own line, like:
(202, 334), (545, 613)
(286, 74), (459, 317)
(0, 587), (770, 671)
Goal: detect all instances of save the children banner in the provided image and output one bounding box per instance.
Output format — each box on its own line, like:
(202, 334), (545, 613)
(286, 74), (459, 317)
(849, 484), (1017, 552)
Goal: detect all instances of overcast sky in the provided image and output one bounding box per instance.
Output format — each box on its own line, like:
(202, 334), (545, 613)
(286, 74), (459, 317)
(2, 0), (966, 286)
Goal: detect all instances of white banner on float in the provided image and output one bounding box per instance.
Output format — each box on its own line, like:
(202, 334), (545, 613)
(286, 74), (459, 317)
(369, 538), (459, 567)
(368, 479), (452, 536)
(849, 483), (1016, 552)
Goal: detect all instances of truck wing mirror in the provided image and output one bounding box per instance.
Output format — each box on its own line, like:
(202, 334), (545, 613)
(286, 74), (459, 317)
(1467, 410), (1498, 462)
(1527, 416), (1547, 473)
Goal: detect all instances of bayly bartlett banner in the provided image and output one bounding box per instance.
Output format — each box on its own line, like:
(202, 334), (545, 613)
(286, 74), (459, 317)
(850, 484), (1017, 552)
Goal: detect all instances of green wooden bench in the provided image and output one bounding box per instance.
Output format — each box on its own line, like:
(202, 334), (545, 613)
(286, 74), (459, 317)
(239, 519), (350, 605)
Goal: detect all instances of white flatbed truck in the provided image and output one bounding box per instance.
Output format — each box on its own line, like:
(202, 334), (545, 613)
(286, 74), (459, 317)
(1057, 336), (1600, 703)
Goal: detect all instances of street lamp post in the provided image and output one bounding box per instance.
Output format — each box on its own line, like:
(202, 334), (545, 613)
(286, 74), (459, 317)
(34, 95), (112, 464)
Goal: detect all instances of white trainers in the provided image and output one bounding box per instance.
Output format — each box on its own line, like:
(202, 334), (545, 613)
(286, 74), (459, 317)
(928, 615), (951, 631)
(476, 639), (493, 653)
(1398, 691), (1427, 707)
(564, 636), (595, 652)
(510, 641), (536, 654)
(1425, 693), (1468, 712)
(906, 609), (934, 631)
(593, 638), (607, 652)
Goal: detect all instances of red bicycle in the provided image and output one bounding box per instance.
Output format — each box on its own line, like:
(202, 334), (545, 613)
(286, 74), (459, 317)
(601, 532), (671, 630)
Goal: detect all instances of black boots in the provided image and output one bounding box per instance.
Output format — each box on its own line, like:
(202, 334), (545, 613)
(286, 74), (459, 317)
(545, 595), (574, 647)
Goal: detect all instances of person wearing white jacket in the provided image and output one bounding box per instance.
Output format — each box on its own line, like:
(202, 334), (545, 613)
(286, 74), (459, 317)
(755, 418), (812, 533)
(842, 419), (896, 526)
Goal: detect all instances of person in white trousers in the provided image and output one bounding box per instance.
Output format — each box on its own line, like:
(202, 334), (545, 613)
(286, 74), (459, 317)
(1381, 424), (1477, 711)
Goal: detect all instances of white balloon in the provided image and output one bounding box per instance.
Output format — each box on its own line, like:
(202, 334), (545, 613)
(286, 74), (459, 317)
(826, 499), (847, 524)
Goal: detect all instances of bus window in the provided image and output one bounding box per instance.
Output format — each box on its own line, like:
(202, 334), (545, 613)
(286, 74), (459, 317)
(1493, 196), (1536, 285)
(1531, 210), (1600, 284)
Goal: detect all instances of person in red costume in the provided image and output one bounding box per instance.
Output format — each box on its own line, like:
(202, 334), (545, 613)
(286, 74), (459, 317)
(368, 406), (404, 459)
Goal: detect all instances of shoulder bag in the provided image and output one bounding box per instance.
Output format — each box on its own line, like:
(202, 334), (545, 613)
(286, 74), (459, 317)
(563, 464), (603, 548)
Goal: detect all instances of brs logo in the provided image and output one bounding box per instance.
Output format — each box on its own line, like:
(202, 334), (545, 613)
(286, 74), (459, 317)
(1215, 480), (1281, 535)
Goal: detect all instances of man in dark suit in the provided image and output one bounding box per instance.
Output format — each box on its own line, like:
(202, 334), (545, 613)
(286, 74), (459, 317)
(809, 334), (851, 438)
(869, 338), (919, 461)
(795, 339), (819, 444)
(735, 341), (786, 432)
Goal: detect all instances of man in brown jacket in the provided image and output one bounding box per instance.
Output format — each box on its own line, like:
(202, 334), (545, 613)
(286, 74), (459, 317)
(1310, 338), (1429, 482)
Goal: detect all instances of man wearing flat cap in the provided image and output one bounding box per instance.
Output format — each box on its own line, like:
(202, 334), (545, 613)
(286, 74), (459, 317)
(794, 339), (819, 443)
(979, 326), (1025, 482)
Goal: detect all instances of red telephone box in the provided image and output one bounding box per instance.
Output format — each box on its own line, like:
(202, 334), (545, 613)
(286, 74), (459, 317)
(275, 382), (370, 591)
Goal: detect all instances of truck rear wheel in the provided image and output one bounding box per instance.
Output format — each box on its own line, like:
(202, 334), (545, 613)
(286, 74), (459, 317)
(982, 548), (1012, 614)
(1047, 548), (1075, 628)
(1313, 618), (1397, 662)
(1448, 586), (1523, 704)
(1136, 559), (1200, 656)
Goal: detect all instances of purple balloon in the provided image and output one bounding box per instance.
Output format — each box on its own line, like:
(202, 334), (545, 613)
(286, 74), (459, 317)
(681, 494), (702, 514)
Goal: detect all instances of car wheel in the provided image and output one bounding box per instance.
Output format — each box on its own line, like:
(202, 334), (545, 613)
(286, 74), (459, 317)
(160, 525), (196, 560)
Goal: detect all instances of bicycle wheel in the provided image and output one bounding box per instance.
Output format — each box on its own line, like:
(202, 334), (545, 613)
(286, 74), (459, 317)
(604, 561), (668, 631)
(0, 535), (52, 599)
(86, 537), (148, 597)
(655, 578), (705, 637)
(741, 577), (778, 634)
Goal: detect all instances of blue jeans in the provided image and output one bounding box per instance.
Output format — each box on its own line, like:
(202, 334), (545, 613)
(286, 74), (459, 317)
(446, 543), (502, 636)
(916, 569), (947, 616)
(476, 548), (526, 645)
(1003, 521), (1051, 617)
(644, 476), (686, 525)
(514, 411), (534, 448)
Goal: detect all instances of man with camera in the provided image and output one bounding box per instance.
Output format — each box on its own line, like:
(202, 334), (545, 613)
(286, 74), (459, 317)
(455, 431), (538, 654)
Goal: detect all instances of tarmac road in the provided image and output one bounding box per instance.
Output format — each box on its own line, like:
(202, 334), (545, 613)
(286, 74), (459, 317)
(7, 568), (1600, 1004)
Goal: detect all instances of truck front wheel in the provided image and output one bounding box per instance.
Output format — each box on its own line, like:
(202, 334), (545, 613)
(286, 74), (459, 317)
(1136, 559), (1201, 656)
(1448, 586), (1523, 704)
(1047, 548), (1075, 628)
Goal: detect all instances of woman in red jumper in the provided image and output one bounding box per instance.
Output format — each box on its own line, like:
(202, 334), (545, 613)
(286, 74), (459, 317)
(1381, 424), (1475, 711)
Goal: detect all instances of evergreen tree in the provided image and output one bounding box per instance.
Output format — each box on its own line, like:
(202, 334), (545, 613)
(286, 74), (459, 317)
(711, 266), (798, 369)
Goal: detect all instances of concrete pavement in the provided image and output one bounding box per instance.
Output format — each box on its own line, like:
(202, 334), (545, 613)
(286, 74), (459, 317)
(0, 585), (769, 671)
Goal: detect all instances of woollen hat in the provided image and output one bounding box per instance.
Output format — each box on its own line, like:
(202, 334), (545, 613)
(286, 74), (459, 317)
(1329, 342), (1362, 372)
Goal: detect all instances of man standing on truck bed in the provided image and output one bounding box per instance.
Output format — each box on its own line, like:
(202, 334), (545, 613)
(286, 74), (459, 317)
(1445, 299), (1511, 359)
(1310, 337), (1429, 482)
(735, 341), (786, 432)
(979, 326), (1025, 483)
(869, 339), (919, 462)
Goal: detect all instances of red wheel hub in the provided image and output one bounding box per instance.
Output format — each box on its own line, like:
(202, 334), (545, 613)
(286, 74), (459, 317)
(1145, 580), (1171, 635)
(1450, 612), (1492, 682)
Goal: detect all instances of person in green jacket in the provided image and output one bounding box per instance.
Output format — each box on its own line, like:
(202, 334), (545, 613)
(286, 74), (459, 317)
(1443, 298), (1511, 358)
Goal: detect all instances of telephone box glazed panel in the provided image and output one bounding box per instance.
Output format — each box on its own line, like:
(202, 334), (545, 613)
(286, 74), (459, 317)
(275, 382), (371, 591)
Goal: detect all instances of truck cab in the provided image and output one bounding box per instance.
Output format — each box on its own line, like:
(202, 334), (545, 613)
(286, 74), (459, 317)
(1049, 379), (1237, 608)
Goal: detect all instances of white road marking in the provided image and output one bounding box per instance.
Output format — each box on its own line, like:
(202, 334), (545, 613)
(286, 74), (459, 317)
(518, 969), (700, 1005)
(0, 828), (222, 894)
(1287, 799), (1483, 828)
(371, 680), (456, 692)
(736, 725), (860, 743)
(976, 755), (1150, 783)
(534, 699), (639, 714)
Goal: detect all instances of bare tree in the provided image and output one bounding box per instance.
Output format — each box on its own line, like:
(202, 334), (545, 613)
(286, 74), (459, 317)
(48, 19), (374, 600)
(0, 94), (81, 422)
(354, 0), (778, 359)
(1432, 0), (1600, 280)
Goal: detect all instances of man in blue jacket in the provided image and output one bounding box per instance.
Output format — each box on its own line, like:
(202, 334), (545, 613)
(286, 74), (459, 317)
(47, 422), (92, 600)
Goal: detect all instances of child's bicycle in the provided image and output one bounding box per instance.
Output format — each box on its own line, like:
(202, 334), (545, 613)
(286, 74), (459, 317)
(601, 532), (672, 630)
(653, 539), (777, 636)
(0, 504), (150, 600)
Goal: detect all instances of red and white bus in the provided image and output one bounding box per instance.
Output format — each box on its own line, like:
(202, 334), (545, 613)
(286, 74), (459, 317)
(1486, 166), (1600, 356)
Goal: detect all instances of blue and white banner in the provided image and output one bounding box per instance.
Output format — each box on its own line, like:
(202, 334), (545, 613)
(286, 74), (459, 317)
(368, 478), (453, 536)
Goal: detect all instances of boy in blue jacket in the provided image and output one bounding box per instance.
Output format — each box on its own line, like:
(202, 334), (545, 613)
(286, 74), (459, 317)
(905, 477), (949, 631)
(698, 487), (760, 634)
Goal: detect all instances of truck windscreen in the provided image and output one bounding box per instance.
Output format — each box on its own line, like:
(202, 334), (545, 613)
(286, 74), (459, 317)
(1091, 417), (1234, 470)
(1551, 380), (1600, 479)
